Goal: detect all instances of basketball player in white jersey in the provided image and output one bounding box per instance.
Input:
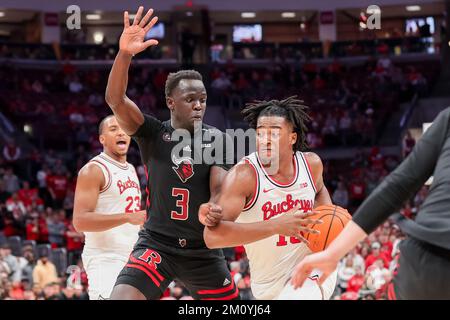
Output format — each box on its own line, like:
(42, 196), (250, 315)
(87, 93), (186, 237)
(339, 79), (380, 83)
(199, 96), (337, 300)
(73, 115), (145, 299)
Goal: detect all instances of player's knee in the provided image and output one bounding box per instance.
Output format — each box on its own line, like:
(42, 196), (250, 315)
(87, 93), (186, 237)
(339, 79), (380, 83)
(110, 284), (146, 300)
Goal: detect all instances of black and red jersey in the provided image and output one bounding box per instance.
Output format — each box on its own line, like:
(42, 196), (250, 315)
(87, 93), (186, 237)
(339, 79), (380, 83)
(132, 114), (233, 250)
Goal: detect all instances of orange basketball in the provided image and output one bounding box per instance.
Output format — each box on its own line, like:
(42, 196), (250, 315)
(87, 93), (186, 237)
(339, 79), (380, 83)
(305, 204), (352, 253)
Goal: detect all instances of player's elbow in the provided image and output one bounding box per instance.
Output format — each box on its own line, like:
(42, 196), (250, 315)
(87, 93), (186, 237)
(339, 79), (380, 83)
(203, 227), (222, 249)
(105, 89), (124, 109)
(72, 214), (86, 232)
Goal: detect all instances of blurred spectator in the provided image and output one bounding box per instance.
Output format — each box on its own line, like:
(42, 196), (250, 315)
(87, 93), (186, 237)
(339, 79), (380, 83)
(0, 244), (22, 283)
(18, 247), (36, 286)
(17, 181), (39, 209)
(26, 216), (40, 242)
(68, 76), (83, 93)
(66, 222), (84, 265)
(348, 178), (366, 211)
(47, 212), (66, 248)
(342, 248), (365, 272)
(332, 182), (349, 208)
(211, 72), (232, 92)
(230, 261), (243, 285)
(337, 258), (356, 292)
(32, 252), (58, 291)
(46, 169), (69, 209)
(3, 168), (20, 194)
(346, 265), (365, 293)
(0, 181), (11, 204)
(364, 242), (390, 270)
(5, 193), (26, 219)
(401, 202), (414, 219)
(365, 259), (390, 291)
(338, 111), (352, 146)
(23, 290), (36, 300)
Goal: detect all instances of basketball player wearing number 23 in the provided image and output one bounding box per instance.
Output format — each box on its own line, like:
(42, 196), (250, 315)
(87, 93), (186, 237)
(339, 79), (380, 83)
(199, 97), (338, 300)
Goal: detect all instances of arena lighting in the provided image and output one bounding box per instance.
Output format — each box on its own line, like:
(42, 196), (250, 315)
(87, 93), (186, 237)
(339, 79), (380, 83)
(93, 31), (104, 44)
(281, 12), (296, 18)
(0, 12), (5, 17)
(241, 12), (256, 18)
(186, 11), (193, 16)
(86, 14), (101, 20)
(23, 124), (32, 134)
(406, 5), (421, 12)
(300, 23), (306, 30)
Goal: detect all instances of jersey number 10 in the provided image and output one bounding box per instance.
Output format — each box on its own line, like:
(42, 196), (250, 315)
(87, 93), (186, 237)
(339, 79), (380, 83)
(276, 235), (302, 246)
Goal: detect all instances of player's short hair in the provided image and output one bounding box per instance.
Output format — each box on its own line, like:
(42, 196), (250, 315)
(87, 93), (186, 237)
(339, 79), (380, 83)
(98, 115), (116, 135)
(241, 96), (311, 152)
(165, 70), (203, 98)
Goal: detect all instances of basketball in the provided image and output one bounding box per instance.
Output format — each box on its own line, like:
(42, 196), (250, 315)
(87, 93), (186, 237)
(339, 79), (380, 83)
(305, 205), (352, 253)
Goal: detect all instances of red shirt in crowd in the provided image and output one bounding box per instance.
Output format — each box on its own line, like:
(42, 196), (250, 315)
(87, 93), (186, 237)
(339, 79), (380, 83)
(17, 188), (38, 207)
(380, 241), (393, 258)
(66, 224), (84, 251)
(26, 222), (40, 241)
(46, 175), (68, 200)
(346, 274), (365, 293)
(234, 246), (245, 261)
(365, 253), (390, 269)
(349, 181), (366, 200)
(38, 217), (49, 243)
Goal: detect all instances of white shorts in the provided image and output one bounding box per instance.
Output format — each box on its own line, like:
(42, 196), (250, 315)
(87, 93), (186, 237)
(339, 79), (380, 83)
(275, 269), (338, 300)
(81, 252), (129, 300)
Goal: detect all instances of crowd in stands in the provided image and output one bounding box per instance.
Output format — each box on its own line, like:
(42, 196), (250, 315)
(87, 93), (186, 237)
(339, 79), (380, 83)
(0, 34), (437, 61)
(0, 54), (439, 156)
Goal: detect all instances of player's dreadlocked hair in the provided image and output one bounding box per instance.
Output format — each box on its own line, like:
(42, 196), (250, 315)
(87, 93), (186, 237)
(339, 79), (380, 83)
(241, 96), (311, 152)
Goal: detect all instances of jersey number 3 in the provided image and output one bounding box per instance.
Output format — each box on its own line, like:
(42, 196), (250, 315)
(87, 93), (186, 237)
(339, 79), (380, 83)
(171, 188), (190, 220)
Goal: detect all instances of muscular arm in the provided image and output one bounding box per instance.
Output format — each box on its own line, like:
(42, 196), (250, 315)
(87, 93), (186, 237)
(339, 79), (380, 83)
(72, 163), (130, 232)
(105, 8), (159, 136)
(204, 163), (289, 249)
(304, 152), (332, 207)
(105, 51), (144, 136)
(208, 166), (228, 203)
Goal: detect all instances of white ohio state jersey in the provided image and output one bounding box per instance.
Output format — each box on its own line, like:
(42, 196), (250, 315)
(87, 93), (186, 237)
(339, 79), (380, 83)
(236, 151), (317, 300)
(82, 152), (141, 256)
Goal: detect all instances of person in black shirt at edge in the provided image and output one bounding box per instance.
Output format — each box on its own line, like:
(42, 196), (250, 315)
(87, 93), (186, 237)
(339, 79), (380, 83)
(103, 6), (237, 300)
(291, 107), (450, 299)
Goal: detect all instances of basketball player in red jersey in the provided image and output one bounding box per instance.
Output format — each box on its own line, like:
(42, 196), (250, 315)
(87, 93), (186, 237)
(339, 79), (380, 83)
(199, 97), (338, 300)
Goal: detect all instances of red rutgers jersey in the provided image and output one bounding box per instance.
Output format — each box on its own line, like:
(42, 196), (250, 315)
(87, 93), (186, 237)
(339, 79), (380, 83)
(236, 151), (317, 299)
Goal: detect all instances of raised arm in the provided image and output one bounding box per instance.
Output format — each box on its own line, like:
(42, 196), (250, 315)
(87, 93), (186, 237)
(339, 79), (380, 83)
(72, 163), (145, 232)
(105, 6), (159, 136)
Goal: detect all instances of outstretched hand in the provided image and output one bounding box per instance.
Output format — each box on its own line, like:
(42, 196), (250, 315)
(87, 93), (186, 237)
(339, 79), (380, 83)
(290, 250), (339, 289)
(120, 6), (159, 56)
